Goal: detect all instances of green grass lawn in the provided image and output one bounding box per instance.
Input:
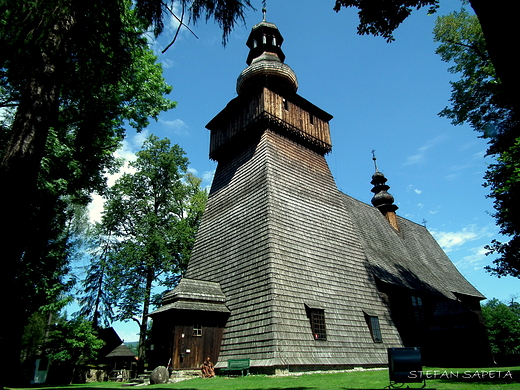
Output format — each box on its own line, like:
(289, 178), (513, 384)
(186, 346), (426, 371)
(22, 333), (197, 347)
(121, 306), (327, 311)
(9, 367), (520, 390)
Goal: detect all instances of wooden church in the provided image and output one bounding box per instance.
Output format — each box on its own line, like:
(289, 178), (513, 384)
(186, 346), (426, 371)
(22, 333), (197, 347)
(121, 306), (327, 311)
(149, 17), (491, 373)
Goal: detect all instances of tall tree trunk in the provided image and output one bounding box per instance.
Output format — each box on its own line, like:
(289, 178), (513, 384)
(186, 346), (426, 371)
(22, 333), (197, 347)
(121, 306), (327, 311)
(0, 10), (72, 385)
(1, 76), (59, 389)
(137, 266), (154, 374)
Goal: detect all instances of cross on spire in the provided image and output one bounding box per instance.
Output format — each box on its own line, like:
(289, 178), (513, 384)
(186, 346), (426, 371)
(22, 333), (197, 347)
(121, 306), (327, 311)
(371, 149), (379, 172)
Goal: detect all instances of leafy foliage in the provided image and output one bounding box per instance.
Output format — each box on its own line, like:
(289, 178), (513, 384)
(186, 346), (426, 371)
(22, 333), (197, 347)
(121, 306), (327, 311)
(21, 311), (50, 363)
(76, 229), (120, 329)
(102, 135), (207, 302)
(433, 9), (507, 133)
(333, 0), (439, 42)
(482, 298), (520, 357)
(0, 1), (176, 381)
(93, 135), (207, 369)
(43, 316), (104, 364)
(433, 8), (520, 278)
(134, 0), (254, 43)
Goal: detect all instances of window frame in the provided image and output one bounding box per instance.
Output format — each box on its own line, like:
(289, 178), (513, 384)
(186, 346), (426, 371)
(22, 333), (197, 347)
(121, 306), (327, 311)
(193, 324), (202, 337)
(306, 306), (327, 341)
(364, 313), (383, 343)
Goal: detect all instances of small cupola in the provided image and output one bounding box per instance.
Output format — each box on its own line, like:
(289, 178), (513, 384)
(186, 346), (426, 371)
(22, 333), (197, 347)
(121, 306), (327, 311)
(245, 20), (285, 65)
(236, 9), (298, 95)
(370, 152), (400, 232)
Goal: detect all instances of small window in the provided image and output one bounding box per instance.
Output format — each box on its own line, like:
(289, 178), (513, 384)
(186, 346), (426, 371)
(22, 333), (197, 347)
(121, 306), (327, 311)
(308, 308), (327, 340)
(310, 114), (315, 125)
(283, 98), (289, 111)
(411, 296), (424, 322)
(193, 324), (202, 337)
(365, 314), (383, 343)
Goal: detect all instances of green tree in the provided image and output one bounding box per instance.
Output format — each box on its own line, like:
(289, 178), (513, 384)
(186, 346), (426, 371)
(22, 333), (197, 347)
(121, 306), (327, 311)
(333, 1), (520, 277)
(334, 0), (439, 42)
(42, 315), (105, 384)
(482, 298), (520, 361)
(20, 311), (50, 364)
(0, 1), (175, 381)
(433, 8), (520, 278)
(333, 1), (520, 114)
(76, 228), (120, 329)
(99, 135), (207, 372)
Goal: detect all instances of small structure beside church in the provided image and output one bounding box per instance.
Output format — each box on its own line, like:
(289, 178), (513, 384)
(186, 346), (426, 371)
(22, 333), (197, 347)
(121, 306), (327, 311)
(148, 279), (229, 369)
(149, 15), (491, 373)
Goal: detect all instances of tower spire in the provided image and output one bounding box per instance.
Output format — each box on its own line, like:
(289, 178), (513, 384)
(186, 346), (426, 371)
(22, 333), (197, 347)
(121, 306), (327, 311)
(371, 149), (379, 172)
(370, 157), (400, 232)
(236, 15), (298, 95)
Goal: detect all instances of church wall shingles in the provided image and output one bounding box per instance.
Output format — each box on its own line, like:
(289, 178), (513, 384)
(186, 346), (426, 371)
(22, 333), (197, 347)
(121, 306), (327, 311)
(186, 137), (278, 363)
(187, 127), (403, 368)
(263, 132), (401, 366)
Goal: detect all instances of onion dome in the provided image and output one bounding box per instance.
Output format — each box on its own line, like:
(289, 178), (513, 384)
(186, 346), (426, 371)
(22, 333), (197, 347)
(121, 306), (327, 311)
(370, 171), (397, 212)
(370, 152), (398, 215)
(236, 19), (298, 95)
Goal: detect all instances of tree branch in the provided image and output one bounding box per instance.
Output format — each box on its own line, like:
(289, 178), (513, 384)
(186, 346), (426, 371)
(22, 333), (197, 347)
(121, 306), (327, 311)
(131, 316), (142, 328)
(161, 2), (199, 53)
(445, 38), (490, 63)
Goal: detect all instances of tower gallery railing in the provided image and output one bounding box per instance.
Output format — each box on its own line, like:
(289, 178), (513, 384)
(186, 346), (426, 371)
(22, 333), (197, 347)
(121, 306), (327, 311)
(210, 111), (332, 161)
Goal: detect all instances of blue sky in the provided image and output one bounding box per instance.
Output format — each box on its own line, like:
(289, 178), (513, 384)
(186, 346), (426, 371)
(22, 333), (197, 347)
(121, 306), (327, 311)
(89, 0), (519, 342)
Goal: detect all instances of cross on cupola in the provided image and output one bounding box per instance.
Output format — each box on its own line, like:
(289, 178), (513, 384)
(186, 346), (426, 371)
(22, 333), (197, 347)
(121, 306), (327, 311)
(245, 15), (285, 65)
(237, 15), (298, 95)
(370, 151), (400, 232)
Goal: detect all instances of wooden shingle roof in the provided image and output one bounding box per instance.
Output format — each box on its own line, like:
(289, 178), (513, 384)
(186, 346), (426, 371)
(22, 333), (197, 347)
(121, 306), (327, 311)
(105, 344), (136, 359)
(182, 125), (485, 368)
(341, 195), (484, 300)
(150, 278), (229, 315)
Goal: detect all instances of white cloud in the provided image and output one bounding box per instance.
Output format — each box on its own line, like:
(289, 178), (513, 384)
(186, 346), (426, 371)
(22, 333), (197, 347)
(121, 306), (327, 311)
(405, 134), (449, 166)
(129, 129), (149, 152)
(405, 153), (425, 165)
(88, 194), (105, 224)
(165, 4), (183, 33)
(472, 150), (486, 159)
(429, 224), (494, 253)
(202, 170), (215, 183)
(456, 246), (489, 270)
(160, 118), (189, 135)
(87, 133), (145, 223)
(160, 57), (176, 69)
(431, 228), (478, 252)
(187, 168), (215, 191)
(406, 184), (422, 194)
